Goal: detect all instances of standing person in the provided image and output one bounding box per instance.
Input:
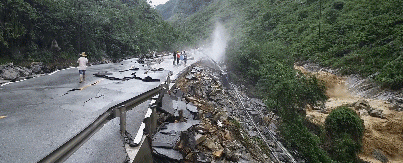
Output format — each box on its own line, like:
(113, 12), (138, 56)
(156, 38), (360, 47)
(176, 51), (180, 65)
(77, 52), (88, 83)
(173, 51), (176, 65)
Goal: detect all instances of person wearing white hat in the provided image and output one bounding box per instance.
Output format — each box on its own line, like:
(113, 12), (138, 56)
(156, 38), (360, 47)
(77, 52), (88, 83)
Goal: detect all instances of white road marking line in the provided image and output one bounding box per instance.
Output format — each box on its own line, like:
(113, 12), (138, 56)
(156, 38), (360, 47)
(133, 123), (145, 144)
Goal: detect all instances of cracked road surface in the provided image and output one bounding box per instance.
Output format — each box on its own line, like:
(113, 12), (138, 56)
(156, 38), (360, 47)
(0, 53), (201, 163)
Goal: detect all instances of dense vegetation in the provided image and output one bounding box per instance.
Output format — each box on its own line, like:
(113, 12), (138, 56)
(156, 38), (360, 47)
(155, 0), (212, 21)
(325, 106), (364, 162)
(159, 0), (403, 90)
(157, 0), (400, 162)
(2, 0), (400, 161)
(0, 0), (178, 66)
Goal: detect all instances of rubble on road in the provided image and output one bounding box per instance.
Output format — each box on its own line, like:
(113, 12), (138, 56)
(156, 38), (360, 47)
(152, 60), (296, 163)
(93, 67), (162, 82)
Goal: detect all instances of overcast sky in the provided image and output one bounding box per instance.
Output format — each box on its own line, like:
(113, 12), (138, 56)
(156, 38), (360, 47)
(148, 0), (170, 6)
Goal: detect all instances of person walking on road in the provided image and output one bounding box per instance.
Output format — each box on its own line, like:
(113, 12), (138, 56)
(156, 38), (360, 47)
(173, 51), (176, 65)
(77, 52), (88, 83)
(176, 51), (180, 65)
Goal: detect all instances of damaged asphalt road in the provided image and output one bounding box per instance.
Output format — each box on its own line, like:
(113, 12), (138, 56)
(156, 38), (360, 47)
(0, 57), (170, 162)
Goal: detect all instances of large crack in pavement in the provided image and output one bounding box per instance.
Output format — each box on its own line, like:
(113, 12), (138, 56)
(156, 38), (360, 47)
(93, 63), (164, 82)
(61, 79), (104, 96)
(83, 88), (105, 106)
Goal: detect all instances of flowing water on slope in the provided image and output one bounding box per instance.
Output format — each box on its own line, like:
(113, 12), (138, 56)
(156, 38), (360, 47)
(295, 65), (403, 163)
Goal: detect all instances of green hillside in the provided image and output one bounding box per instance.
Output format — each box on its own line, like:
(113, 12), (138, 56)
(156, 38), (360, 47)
(158, 0), (403, 89)
(156, 0), (402, 162)
(1, 0), (401, 161)
(0, 0), (178, 65)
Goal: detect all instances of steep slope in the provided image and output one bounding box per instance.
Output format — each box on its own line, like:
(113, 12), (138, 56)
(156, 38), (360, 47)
(158, 0), (403, 90)
(157, 0), (403, 162)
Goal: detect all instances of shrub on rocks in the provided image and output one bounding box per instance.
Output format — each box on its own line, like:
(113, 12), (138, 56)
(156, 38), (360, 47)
(324, 106), (364, 162)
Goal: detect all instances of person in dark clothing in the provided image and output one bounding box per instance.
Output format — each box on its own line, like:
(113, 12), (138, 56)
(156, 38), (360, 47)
(173, 51), (176, 65)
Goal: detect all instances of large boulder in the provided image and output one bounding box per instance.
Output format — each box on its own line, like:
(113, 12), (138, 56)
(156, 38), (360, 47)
(0, 68), (19, 80)
(369, 109), (385, 119)
(351, 99), (371, 111)
(388, 98), (403, 112)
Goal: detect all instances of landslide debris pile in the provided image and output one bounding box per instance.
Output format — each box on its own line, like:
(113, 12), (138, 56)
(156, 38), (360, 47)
(152, 61), (283, 162)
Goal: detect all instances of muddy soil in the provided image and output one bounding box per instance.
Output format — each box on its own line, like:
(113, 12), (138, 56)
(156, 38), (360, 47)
(295, 65), (403, 163)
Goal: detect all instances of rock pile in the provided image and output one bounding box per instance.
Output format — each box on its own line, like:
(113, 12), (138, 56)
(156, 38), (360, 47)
(347, 100), (386, 119)
(388, 98), (403, 112)
(152, 61), (288, 162)
(0, 58), (114, 85)
(0, 63), (34, 82)
(0, 62), (60, 84)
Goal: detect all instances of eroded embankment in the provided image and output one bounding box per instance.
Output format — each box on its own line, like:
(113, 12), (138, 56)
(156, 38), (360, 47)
(295, 64), (403, 163)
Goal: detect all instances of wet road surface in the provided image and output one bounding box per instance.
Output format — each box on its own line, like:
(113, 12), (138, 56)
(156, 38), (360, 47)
(0, 53), (201, 162)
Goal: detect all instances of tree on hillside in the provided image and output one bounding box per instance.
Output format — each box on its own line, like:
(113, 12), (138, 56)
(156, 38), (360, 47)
(0, 0), (178, 65)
